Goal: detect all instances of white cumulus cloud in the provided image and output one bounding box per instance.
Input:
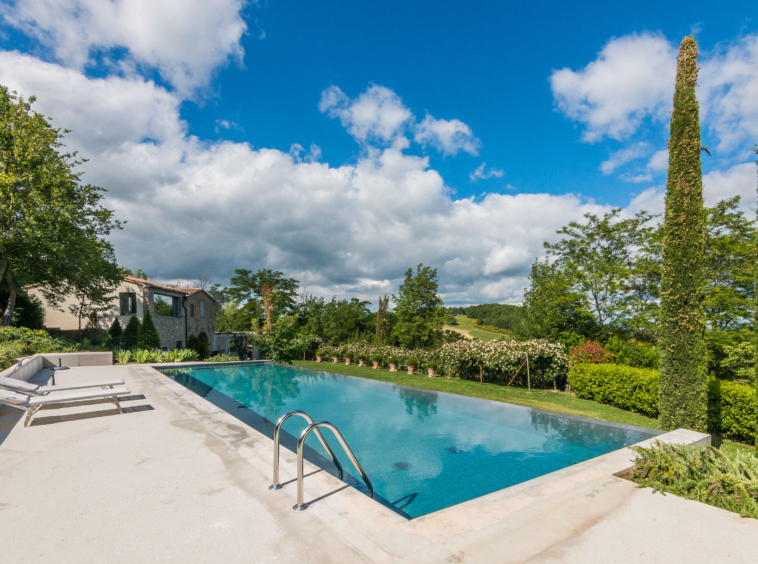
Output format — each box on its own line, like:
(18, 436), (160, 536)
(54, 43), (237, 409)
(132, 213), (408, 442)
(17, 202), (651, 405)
(414, 113), (480, 156)
(469, 163), (504, 182)
(599, 142), (650, 174)
(318, 85), (412, 145)
(0, 51), (611, 304)
(550, 32), (676, 142)
(700, 34), (758, 151)
(1, 0), (248, 94)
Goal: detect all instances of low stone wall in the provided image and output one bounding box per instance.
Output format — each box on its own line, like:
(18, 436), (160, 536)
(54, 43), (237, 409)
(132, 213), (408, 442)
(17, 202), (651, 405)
(0, 352), (113, 383)
(39, 352), (113, 368)
(0, 355), (44, 383)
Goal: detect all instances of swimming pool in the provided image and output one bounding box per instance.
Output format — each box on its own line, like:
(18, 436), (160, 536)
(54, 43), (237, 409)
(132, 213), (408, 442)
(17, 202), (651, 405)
(161, 363), (661, 518)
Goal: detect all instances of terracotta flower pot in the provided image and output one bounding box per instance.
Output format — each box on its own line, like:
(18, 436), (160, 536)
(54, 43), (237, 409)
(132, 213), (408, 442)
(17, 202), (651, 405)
(358, 360), (365, 366)
(316, 356), (323, 362)
(332, 357), (339, 363)
(345, 358), (352, 365)
(407, 366), (415, 375)
(372, 361), (380, 369)
(389, 363), (397, 372)
(427, 368), (436, 378)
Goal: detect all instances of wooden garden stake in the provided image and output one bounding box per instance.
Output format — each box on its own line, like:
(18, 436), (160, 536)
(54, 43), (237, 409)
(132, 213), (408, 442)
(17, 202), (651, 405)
(526, 353), (531, 393)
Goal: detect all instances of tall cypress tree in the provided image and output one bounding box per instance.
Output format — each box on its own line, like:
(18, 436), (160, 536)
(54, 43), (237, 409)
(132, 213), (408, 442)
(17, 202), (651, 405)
(658, 36), (708, 431)
(139, 309), (161, 349)
(123, 316), (141, 349)
(754, 146), (758, 449)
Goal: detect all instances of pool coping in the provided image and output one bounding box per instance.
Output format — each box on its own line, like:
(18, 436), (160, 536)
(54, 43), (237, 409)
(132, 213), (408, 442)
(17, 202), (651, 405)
(142, 362), (711, 563)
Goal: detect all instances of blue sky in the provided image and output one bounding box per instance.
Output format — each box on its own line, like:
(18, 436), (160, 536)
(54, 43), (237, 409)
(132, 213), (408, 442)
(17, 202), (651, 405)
(1, 1), (756, 305)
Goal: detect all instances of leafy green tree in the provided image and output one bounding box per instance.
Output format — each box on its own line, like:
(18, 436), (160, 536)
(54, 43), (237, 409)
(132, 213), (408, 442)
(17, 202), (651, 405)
(123, 316), (141, 349)
(296, 293), (373, 344)
(518, 259), (597, 341)
(702, 196), (756, 373)
(0, 286), (44, 329)
(544, 208), (657, 333)
(66, 243), (122, 339)
(215, 301), (253, 332)
(658, 36), (708, 432)
(0, 87), (121, 325)
(139, 309), (161, 349)
(257, 315), (300, 363)
(705, 197), (755, 333)
(228, 269), (299, 330)
(392, 264), (446, 349)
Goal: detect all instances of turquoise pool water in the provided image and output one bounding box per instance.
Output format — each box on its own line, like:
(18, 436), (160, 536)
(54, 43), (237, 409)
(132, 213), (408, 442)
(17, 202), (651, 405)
(161, 363), (661, 518)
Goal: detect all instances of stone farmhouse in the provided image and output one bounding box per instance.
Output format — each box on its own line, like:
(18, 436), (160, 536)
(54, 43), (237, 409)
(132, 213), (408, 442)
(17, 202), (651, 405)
(29, 275), (217, 351)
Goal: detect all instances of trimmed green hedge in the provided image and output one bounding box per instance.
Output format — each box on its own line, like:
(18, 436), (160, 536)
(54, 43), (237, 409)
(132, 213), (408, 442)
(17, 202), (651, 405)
(569, 363), (757, 444)
(570, 364), (659, 418)
(708, 379), (757, 444)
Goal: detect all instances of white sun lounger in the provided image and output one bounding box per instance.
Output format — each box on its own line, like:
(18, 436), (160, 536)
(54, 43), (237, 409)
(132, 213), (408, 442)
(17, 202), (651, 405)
(0, 375), (125, 396)
(0, 386), (132, 426)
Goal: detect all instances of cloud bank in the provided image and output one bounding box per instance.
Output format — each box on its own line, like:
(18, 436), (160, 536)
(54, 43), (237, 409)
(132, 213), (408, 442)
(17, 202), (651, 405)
(0, 11), (754, 307)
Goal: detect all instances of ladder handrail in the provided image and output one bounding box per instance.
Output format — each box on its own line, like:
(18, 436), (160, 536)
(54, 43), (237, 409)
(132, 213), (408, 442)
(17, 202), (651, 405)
(270, 410), (344, 490)
(293, 420), (374, 511)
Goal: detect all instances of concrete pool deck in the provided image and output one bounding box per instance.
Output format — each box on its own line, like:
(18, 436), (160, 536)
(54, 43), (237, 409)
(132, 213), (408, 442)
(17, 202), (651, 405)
(1, 363), (757, 563)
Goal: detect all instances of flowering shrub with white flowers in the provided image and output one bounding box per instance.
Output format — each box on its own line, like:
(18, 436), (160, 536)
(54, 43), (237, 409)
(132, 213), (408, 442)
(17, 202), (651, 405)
(320, 338), (568, 388)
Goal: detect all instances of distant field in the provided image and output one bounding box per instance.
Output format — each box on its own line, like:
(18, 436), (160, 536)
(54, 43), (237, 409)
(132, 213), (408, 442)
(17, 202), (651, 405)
(445, 315), (514, 341)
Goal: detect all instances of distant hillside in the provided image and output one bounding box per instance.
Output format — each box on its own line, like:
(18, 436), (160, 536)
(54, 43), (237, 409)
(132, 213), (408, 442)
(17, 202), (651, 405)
(447, 303), (522, 332)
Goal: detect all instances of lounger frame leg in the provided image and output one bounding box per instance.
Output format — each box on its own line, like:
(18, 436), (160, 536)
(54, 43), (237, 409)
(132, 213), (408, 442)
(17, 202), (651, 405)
(24, 405), (41, 427)
(109, 395), (124, 414)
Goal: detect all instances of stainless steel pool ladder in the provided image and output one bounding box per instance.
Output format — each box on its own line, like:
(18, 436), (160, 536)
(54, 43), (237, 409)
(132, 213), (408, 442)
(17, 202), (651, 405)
(270, 410), (374, 511)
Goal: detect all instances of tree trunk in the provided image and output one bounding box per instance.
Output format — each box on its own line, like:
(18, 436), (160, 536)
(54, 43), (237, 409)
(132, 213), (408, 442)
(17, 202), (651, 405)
(2, 264), (17, 327)
(0, 257), (7, 282)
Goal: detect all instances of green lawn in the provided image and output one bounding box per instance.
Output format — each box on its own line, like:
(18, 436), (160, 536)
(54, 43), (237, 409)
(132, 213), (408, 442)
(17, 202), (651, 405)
(292, 360), (755, 455)
(446, 315), (513, 341)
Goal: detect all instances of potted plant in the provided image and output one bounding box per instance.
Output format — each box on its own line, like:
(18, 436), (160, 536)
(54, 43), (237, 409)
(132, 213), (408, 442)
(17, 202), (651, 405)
(388, 357), (398, 372)
(357, 354), (366, 367)
(345, 352), (353, 365)
(406, 358), (418, 375)
(316, 350), (324, 362)
(371, 354), (381, 369)
(426, 361), (438, 377)
(332, 353), (339, 363)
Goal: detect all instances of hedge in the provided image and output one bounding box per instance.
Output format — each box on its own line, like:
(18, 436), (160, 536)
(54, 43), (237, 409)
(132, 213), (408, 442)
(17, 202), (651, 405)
(569, 363), (757, 444)
(708, 379), (757, 444)
(569, 364), (659, 418)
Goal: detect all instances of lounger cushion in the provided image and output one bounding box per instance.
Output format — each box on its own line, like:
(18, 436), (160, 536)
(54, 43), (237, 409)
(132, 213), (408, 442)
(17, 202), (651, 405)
(27, 386), (131, 406)
(0, 377), (39, 393)
(0, 389), (30, 405)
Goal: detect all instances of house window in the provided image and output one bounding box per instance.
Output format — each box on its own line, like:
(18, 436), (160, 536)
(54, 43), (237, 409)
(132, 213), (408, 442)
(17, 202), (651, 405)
(200, 300), (205, 318)
(155, 294), (181, 317)
(175, 340), (183, 349)
(119, 293), (137, 315)
(190, 304), (195, 317)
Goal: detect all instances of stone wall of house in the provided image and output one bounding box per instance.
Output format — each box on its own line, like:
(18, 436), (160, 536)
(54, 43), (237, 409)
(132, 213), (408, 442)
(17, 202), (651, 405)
(145, 289), (216, 351)
(185, 292), (216, 351)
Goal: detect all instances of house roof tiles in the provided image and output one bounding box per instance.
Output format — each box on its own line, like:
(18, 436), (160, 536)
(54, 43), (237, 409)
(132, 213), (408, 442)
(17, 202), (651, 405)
(124, 275), (215, 301)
